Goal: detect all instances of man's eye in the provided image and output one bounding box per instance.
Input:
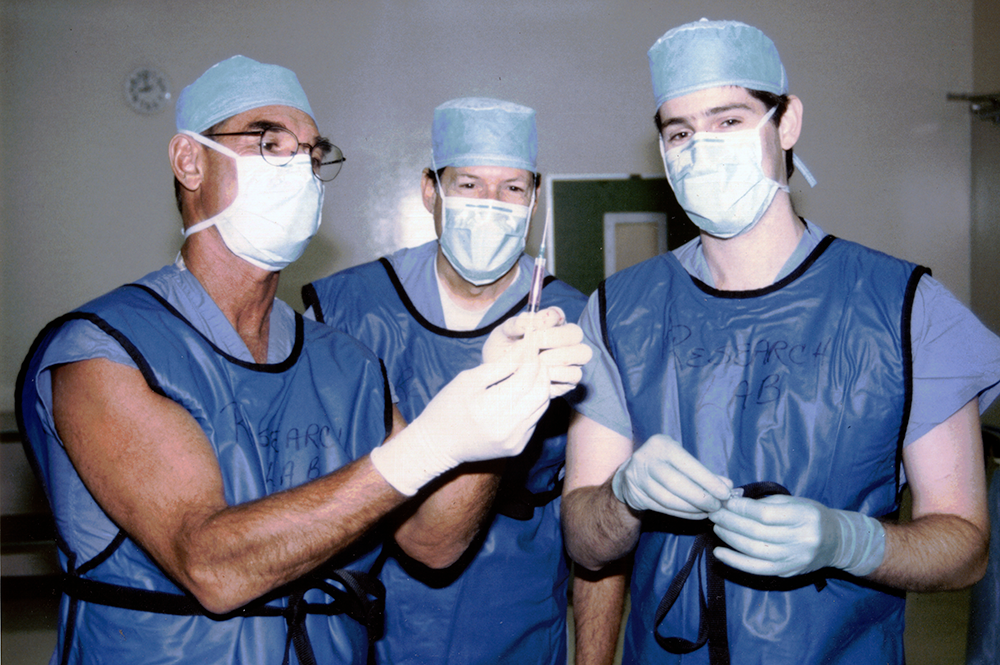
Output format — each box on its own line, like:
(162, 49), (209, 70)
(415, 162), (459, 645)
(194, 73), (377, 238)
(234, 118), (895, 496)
(668, 130), (690, 144)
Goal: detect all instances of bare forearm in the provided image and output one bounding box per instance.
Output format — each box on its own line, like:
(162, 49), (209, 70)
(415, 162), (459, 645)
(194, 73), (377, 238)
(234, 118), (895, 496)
(176, 456), (404, 613)
(867, 513), (989, 592)
(563, 482), (641, 571)
(393, 460), (503, 568)
(573, 563), (628, 665)
(868, 400), (990, 592)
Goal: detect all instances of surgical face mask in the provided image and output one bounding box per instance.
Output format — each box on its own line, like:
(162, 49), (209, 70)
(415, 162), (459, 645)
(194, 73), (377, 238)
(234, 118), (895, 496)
(180, 130), (324, 272)
(437, 183), (534, 286)
(661, 107), (788, 239)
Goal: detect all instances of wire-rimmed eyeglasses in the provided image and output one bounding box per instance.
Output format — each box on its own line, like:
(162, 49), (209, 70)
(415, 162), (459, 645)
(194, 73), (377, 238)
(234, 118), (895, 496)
(203, 126), (345, 182)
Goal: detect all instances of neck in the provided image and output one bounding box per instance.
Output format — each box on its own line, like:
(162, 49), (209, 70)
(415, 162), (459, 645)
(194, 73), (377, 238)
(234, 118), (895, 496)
(181, 229), (278, 363)
(435, 248), (517, 311)
(700, 193), (804, 291)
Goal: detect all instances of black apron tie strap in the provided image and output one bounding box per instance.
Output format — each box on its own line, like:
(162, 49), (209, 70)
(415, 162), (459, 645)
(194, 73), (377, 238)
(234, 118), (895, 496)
(281, 590), (316, 665)
(653, 481), (792, 665)
(61, 565), (385, 665)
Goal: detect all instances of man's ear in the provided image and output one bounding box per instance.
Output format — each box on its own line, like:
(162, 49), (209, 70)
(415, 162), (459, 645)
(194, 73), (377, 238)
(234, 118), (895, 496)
(169, 133), (204, 193)
(421, 168), (439, 215)
(779, 95), (803, 151)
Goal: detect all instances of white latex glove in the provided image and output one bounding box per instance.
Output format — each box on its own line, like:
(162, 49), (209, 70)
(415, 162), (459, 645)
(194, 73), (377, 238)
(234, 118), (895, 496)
(611, 434), (734, 518)
(483, 307), (593, 398)
(371, 361), (550, 496)
(709, 495), (886, 577)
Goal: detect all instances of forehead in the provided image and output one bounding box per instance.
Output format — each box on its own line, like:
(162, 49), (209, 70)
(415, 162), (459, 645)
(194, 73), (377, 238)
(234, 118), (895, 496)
(445, 164), (533, 182)
(216, 104), (320, 139)
(657, 86), (765, 124)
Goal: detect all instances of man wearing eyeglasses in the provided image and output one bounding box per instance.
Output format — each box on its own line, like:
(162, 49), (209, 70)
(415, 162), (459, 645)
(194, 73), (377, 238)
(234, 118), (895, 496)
(17, 56), (583, 665)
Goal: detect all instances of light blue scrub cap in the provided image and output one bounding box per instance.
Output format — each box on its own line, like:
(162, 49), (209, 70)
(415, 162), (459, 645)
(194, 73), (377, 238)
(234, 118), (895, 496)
(649, 19), (788, 110)
(432, 97), (537, 172)
(175, 55), (315, 133)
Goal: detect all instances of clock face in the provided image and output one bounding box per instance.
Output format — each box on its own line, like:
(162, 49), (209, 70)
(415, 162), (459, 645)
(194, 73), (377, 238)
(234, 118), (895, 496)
(126, 67), (171, 115)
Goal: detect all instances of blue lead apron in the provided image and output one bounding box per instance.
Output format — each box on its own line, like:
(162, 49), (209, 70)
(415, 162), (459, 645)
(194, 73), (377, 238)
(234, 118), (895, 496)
(599, 237), (927, 665)
(304, 258), (587, 665)
(17, 284), (393, 665)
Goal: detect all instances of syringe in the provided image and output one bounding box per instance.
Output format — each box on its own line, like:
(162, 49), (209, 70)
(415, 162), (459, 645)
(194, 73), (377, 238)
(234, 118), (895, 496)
(527, 201), (552, 315)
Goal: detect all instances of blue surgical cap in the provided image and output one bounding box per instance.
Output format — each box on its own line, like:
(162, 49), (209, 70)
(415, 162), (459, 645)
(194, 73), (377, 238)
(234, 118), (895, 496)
(175, 55), (315, 133)
(648, 19), (788, 110)
(432, 98), (537, 172)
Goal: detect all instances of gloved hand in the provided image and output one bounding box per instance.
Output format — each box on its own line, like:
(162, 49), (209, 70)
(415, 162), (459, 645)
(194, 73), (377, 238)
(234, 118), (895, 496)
(709, 494), (886, 577)
(611, 434), (734, 518)
(371, 361), (551, 496)
(482, 306), (593, 398)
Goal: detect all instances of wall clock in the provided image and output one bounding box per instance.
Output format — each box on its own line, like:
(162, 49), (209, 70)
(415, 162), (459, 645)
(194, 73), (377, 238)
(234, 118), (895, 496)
(125, 66), (171, 115)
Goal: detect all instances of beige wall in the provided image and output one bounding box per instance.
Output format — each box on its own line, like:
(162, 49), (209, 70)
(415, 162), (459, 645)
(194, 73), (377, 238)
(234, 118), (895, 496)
(971, 0), (1000, 426)
(0, 0), (977, 412)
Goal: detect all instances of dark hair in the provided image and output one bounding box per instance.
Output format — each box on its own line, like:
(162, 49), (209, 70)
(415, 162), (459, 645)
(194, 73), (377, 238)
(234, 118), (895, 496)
(746, 89), (795, 180)
(653, 88), (795, 180)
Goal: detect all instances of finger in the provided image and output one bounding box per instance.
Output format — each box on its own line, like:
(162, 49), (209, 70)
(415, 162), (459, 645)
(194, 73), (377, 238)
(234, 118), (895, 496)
(466, 360), (518, 388)
(538, 343), (593, 368)
(506, 361), (550, 410)
(509, 308), (564, 337)
(712, 521), (797, 558)
(721, 495), (811, 527)
(546, 365), (583, 387)
(642, 462), (729, 514)
(710, 505), (802, 545)
(534, 322), (585, 350)
(646, 435), (733, 502)
(499, 314), (529, 339)
(625, 479), (714, 517)
(536, 306), (566, 327)
(713, 546), (788, 577)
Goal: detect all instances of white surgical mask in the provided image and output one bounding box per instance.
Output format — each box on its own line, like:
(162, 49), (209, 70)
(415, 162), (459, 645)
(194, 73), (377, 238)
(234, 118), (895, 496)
(180, 130), (324, 272)
(661, 107), (787, 239)
(437, 183), (534, 286)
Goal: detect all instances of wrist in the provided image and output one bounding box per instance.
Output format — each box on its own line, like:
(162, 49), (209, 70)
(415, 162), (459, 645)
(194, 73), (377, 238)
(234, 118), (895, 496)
(370, 418), (456, 496)
(831, 509), (886, 577)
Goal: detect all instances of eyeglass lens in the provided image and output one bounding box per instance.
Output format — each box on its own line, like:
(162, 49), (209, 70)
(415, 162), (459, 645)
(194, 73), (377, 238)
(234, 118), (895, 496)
(259, 127), (344, 182)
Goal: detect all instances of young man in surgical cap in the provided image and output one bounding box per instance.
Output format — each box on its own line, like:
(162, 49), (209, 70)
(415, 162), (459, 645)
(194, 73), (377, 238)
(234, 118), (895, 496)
(18, 59), (586, 665)
(303, 98), (613, 665)
(561, 18), (1000, 664)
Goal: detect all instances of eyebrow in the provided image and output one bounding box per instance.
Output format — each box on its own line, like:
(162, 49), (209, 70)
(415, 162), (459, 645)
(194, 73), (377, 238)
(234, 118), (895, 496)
(241, 119), (330, 149)
(661, 102), (757, 129)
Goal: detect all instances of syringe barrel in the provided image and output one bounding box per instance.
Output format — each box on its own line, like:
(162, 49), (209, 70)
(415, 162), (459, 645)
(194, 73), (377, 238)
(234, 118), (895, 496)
(527, 261), (545, 313)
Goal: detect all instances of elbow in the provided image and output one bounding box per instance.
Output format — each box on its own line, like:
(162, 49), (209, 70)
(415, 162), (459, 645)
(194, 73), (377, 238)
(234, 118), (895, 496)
(561, 485), (639, 573)
(174, 544), (258, 615)
(954, 532), (990, 590)
(396, 535), (473, 570)
(566, 543), (609, 573)
(945, 517), (991, 590)
(183, 564), (252, 615)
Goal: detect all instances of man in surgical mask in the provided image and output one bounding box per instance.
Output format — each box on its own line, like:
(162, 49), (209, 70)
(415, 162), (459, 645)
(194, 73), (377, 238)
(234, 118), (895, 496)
(561, 19), (1000, 665)
(303, 98), (618, 665)
(17, 59), (589, 665)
